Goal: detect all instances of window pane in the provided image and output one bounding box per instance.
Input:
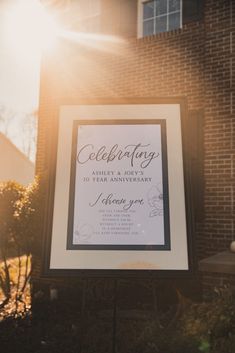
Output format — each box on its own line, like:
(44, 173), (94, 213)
(168, 12), (180, 30)
(143, 1), (154, 20)
(143, 19), (154, 36)
(155, 15), (167, 33)
(155, 0), (167, 16)
(169, 0), (180, 12)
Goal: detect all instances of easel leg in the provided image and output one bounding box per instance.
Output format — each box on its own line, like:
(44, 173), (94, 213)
(112, 279), (118, 353)
(80, 278), (88, 353)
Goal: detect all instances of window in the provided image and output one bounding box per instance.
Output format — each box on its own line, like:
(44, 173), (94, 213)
(141, 0), (182, 37)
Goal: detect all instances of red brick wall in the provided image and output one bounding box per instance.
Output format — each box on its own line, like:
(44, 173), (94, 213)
(201, 0), (235, 257)
(36, 0), (235, 277)
(201, 271), (235, 298)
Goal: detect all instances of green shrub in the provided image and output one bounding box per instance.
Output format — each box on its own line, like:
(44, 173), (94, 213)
(128, 286), (235, 353)
(15, 177), (44, 255)
(0, 181), (25, 257)
(0, 178), (44, 312)
(180, 286), (235, 353)
(129, 321), (199, 353)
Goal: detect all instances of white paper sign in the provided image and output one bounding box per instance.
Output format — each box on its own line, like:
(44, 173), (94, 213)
(67, 121), (170, 251)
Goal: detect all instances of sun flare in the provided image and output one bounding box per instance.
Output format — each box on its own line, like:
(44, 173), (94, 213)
(4, 0), (59, 64)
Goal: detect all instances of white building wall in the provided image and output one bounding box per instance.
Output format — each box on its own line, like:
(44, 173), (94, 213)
(0, 133), (34, 186)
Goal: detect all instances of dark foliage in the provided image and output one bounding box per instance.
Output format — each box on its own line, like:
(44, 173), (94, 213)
(0, 286), (235, 353)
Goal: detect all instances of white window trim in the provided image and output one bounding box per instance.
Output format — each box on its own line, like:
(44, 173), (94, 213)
(137, 0), (183, 38)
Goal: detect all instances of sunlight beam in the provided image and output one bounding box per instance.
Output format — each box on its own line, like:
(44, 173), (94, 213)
(4, 0), (59, 63)
(59, 29), (126, 55)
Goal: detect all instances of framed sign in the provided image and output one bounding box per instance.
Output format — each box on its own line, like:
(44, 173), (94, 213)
(67, 119), (170, 251)
(42, 99), (194, 276)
